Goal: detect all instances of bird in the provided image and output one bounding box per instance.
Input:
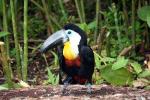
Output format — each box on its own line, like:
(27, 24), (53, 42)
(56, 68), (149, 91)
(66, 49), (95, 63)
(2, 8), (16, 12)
(40, 23), (95, 93)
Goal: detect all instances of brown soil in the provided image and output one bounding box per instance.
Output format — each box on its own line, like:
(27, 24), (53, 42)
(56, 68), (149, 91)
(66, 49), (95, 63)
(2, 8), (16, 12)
(0, 84), (150, 100)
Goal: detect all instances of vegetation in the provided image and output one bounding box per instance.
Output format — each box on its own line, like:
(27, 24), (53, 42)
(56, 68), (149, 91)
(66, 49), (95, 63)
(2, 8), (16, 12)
(0, 0), (150, 90)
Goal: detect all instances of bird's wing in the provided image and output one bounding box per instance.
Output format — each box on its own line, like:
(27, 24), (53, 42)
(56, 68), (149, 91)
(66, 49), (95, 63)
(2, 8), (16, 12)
(78, 45), (95, 82)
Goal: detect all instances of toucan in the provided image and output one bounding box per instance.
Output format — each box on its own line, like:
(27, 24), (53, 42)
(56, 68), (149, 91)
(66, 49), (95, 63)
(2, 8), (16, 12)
(40, 24), (95, 92)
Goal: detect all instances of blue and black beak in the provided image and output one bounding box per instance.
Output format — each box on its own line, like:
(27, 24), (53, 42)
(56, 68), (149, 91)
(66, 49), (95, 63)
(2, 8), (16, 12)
(40, 29), (68, 53)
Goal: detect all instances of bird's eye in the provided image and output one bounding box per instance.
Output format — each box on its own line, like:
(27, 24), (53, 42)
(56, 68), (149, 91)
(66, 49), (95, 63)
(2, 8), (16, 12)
(67, 31), (71, 34)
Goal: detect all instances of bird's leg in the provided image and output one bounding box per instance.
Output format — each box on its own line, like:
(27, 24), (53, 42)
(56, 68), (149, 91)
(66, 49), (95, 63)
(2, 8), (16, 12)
(86, 83), (92, 94)
(61, 76), (72, 94)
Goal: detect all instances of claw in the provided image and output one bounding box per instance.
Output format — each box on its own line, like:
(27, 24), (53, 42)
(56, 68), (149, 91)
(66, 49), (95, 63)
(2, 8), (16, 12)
(86, 83), (92, 94)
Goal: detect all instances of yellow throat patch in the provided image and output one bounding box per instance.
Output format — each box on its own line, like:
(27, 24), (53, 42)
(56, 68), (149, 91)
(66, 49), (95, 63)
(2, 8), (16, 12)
(63, 42), (78, 60)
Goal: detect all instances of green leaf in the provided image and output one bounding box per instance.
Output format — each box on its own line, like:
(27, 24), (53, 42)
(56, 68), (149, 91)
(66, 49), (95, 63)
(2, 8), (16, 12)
(101, 65), (133, 86)
(0, 82), (21, 90)
(101, 57), (115, 63)
(88, 21), (96, 29)
(51, 51), (58, 66)
(0, 31), (11, 38)
(77, 23), (90, 34)
(46, 67), (59, 85)
(147, 14), (150, 27)
(130, 62), (142, 74)
(55, 74), (59, 85)
(94, 52), (101, 69)
(138, 6), (150, 22)
(94, 52), (116, 70)
(0, 83), (9, 90)
(138, 69), (150, 78)
(112, 57), (128, 70)
(47, 68), (54, 81)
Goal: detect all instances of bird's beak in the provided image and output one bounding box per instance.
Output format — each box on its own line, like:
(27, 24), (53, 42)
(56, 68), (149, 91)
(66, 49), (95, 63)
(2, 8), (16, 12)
(40, 29), (68, 53)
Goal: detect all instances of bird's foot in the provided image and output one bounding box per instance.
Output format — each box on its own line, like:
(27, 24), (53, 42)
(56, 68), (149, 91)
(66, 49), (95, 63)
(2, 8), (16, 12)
(61, 76), (73, 95)
(86, 83), (92, 94)
(61, 82), (70, 95)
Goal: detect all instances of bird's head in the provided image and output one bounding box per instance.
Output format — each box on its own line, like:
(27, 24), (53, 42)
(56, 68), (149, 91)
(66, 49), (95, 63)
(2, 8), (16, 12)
(40, 24), (87, 53)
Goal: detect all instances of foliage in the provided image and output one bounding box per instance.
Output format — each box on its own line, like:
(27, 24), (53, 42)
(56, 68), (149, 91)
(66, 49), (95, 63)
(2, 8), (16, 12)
(112, 57), (128, 70)
(0, 31), (10, 38)
(130, 62), (142, 74)
(0, 83), (20, 90)
(0, 80), (29, 90)
(101, 64), (133, 86)
(28, 17), (46, 37)
(94, 51), (148, 86)
(138, 6), (150, 27)
(44, 68), (59, 85)
(139, 69), (150, 78)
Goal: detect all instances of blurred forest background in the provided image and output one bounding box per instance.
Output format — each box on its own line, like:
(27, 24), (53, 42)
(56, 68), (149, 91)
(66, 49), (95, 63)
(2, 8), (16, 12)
(0, 0), (150, 90)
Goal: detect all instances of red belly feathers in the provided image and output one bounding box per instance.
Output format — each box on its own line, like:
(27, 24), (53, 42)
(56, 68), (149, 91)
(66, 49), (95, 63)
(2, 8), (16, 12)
(73, 75), (87, 84)
(65, 56), (81, 67)
(65, 57), (87, 84)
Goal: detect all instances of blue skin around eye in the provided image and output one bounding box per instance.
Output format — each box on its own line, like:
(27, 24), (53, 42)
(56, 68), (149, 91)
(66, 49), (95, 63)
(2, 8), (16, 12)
(68, 31), (71, 34)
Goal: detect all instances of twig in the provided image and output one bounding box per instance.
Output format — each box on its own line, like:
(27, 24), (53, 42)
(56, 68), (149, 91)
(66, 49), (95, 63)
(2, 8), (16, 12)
(119, 45), (133, 56)
(91, 45), (99, 50)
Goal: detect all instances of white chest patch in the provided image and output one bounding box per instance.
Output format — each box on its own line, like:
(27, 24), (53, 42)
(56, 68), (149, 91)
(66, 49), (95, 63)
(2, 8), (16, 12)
(63, 29), (81, 60)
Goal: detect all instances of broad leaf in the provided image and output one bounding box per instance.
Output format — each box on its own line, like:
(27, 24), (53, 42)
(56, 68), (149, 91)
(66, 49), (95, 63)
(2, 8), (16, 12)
(88, 21), (96, 30)
(138, 6), (150, 22)
(147, 14), (150, 27)
(0, 31), (11, 38)
(130, 62), (142, 74)
(138, 69), (150, 78)
(101, 65), (133, 86)
(112, 57), (128, 70)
